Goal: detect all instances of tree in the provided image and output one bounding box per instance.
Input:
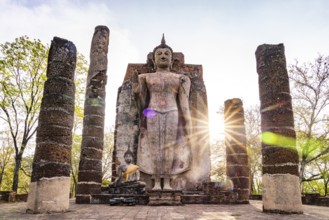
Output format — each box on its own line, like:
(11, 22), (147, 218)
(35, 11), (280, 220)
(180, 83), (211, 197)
(0, 131), (14, 189)
(0, 37), (89, 193)
(215, 104), (262, 194)
(315, 153), (329, 195)
(0, 36), (47, 192)
(102, 128), (114, 184)
(71, 133), (81, 197)
(70, 53), (88, 197)
(289, 55), (329, 191)
(244, 105), (262, 195)
(210, 140), (226, 182)
(18, 154), (33, 193)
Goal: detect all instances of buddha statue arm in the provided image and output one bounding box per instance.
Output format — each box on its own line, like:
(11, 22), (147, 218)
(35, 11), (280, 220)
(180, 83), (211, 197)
(113, 165), (125, 185)
(132, 70), (148, 111)
(179, 75), (192, 137)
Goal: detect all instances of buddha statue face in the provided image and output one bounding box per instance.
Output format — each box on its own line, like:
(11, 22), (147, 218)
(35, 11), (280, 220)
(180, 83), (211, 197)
(124, 153), (133, 164)
(154, 48), (172, 70)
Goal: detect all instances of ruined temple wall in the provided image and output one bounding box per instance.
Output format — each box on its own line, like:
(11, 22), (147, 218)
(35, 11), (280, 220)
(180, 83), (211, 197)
(113, 52), (211, 190)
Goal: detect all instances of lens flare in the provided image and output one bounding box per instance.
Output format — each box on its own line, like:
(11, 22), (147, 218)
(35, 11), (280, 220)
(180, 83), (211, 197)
(143, 108), (156, 118)
(262, 131), (295, 149)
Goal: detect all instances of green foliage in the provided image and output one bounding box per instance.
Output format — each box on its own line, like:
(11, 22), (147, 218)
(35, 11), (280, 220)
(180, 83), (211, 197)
(102, 128), (115, 182)
(302, 180), (325, 195)
(289, 55), (329, 192)
(0, 136), (14, 189)
(18, 154), (33, 194)
(244, 105), (262, 195)
(1, 163), (14, 191)
(0, 36), (89, 194)
(70, 133), (82, 197)
(101, 178), (111, 187)
(74, 53), (88, 126)
(314, 153), (329, 195)
(0, 36), (48, 192)
(210, 140), (226, 182)
(70, 52), (88, 198)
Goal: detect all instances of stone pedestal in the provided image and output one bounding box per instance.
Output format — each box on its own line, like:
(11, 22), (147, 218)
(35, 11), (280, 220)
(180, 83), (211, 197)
(181, 191), (238, 204)
(27, 177), (71, 213)
(148, 190), (182, 206)
(263, 174), (303, 213)
(91, 194), (149, 205)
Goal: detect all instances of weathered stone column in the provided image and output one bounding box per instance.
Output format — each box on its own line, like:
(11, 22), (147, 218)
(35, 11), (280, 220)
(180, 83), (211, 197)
(255, 44), (303, 213)
(76, 26), (109, 204)
(224, 98), (250, 203)
(26, 37), (76, 213)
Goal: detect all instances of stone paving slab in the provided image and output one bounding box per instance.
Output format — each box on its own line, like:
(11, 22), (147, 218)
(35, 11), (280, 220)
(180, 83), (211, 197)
(0, 200), (328, 219)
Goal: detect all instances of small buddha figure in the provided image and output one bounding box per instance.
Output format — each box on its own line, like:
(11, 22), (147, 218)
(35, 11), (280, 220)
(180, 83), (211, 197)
(132, 35), (192, 190)
(109, 147), (146, 194)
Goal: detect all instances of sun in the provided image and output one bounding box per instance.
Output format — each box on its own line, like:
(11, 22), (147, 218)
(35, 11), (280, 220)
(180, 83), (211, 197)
(208, 111), (225, 143)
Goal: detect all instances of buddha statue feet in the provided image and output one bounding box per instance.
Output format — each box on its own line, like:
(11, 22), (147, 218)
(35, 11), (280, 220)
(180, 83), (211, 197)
(152, 182), (161, 190)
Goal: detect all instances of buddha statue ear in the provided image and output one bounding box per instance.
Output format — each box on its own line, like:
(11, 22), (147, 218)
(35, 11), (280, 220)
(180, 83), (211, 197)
(151, 58), (156, 72)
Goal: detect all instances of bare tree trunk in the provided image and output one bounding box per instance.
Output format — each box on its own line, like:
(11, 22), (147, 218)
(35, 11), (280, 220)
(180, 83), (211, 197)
(12, 153), (22, 192)
(71, 169), (77, 197)
(324, 179), (329, 196)
(0, 171), (3, 187)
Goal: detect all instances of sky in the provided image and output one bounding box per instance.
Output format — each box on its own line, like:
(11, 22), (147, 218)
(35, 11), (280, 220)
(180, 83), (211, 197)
(1, 0), (328, 142)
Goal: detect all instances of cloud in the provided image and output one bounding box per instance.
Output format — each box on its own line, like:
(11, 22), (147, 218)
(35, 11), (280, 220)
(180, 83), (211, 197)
(1, 0), (328, 140)
(0, 0), (139, 129)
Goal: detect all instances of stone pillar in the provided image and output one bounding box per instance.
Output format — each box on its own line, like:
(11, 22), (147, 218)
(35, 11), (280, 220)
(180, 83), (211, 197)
(224, 98), (250, 204)
(76, 26), (109, 204)
(255, 44), (303, 213)
(26, 37), (76, 213)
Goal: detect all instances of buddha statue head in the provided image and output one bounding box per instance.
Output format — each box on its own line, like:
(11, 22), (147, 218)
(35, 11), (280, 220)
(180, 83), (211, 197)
(152, 34), (174, 70)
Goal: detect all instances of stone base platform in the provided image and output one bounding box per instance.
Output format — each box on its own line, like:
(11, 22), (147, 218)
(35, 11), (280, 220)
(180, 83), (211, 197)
(182, 190), (240, 204)
(91, 194), (148, 205)
(5, 200), (329, 219)
(148, 190), (182, 206)
(89, 190), (240, 205)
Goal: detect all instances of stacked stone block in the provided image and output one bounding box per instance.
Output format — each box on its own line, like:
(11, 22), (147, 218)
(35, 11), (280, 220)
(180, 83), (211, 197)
(26, 37), (76, 213)
(224, 98), (250, 203)
(255, 44), (302, 213)
(148, 190), (182, 206)
(76, 26), (109, 204)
